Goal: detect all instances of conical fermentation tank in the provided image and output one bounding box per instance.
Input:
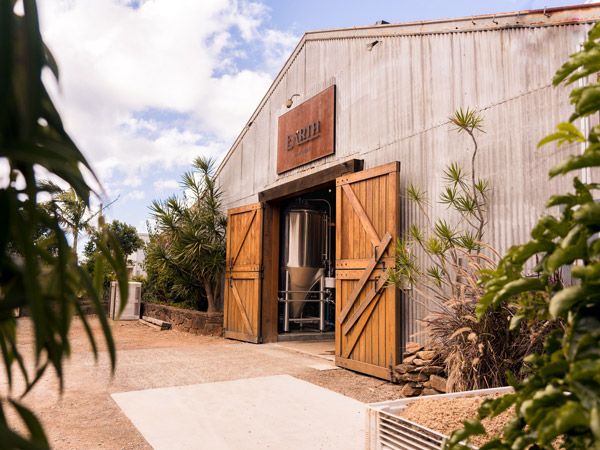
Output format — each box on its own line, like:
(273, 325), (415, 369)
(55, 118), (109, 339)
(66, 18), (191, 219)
(281, 207), (329, 318)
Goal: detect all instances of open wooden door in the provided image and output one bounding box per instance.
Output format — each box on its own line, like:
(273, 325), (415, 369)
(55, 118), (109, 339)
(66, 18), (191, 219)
(335, 162), (401, 380)
(224, 202), (264, 343)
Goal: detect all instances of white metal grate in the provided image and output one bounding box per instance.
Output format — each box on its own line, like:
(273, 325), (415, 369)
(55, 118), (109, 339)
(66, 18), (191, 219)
(365, 387), (513, 450)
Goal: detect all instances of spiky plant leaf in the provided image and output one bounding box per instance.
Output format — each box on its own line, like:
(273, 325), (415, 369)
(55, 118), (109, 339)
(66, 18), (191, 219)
(449, 107), (485, 134)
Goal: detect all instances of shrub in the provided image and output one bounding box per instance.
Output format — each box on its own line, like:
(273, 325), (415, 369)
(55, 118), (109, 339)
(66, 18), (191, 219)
(423, 248), (562, 392)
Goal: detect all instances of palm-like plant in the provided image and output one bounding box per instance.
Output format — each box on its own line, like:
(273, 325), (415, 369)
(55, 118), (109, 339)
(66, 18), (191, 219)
(389, 108), (489, 300)
(40, 182), (98, 256)
(54, 188), (92, 253)
(148, 156), (227, 312)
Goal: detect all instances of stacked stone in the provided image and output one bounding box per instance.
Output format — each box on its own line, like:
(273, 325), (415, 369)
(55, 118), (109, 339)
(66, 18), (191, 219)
(394, 341), (447, 397)
(140, 302), (223, 336)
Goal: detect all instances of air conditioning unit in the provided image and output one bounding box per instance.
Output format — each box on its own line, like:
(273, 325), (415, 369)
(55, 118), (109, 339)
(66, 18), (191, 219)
(109, 281), (141, 320)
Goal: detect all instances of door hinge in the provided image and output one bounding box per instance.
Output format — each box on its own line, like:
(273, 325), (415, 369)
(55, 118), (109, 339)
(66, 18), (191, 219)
(260, 264), (264, 279)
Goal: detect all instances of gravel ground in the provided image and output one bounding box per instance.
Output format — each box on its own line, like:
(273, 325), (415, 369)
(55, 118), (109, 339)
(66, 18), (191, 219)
(1, 317), (403, 449)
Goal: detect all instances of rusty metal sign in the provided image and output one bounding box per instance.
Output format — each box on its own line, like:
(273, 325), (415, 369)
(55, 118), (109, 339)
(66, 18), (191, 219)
(277, 85), (335, 174)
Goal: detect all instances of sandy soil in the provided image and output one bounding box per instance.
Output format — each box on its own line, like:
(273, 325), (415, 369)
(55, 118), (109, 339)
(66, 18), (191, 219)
(1, 317), (403, 449)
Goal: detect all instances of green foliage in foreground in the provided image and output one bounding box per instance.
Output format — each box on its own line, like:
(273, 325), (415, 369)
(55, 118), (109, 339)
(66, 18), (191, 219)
(443, 23), (600, 450)
(0, 1), (127, 447)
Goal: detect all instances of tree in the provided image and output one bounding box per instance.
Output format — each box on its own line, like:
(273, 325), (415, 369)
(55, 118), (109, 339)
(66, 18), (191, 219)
(0, 2), (127, 448)
(38, 182), (99, 256)
(148, 156), (227, 312)
(84, 220), (144, 299)
(84, 220), (144, 261)
(444, 23), (600, 450)
(53, 187), (92, 254)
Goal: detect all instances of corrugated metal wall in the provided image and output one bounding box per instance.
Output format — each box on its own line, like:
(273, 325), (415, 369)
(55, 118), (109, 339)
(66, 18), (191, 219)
(215, 19), (596, 345)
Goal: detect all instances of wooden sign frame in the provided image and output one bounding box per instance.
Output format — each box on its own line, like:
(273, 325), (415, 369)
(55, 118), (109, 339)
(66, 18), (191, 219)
(277, 85), (335, 174)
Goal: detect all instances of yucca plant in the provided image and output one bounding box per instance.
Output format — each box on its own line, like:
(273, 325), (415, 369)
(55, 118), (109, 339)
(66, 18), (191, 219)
(388, 108), (554, 392)
(390, 107), (490, 298)
(148, 156), (227, 312)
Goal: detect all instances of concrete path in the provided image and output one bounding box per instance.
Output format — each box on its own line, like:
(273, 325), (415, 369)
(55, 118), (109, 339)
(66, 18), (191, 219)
(112, 374), (364, 450)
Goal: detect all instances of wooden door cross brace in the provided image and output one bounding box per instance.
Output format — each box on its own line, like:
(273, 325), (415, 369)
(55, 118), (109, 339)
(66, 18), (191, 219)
(229, 278), (254, 335)
(342, 285), (385, 358)
(342, 272), (389, 336)
(229, 210), (257, 269)
(338, 232), (392, 323)
(342, 184), (381, 248)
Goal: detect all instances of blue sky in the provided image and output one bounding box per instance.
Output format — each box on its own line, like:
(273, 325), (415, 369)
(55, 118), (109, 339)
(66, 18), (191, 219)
(37, 0), (587, 248)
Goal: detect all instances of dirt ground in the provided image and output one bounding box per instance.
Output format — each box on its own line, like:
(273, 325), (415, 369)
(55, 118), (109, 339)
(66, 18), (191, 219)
(1, 317), (403, 449)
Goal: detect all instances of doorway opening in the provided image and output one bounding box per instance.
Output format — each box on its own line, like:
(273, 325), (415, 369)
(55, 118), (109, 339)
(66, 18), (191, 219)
(277, 186), (336, 341)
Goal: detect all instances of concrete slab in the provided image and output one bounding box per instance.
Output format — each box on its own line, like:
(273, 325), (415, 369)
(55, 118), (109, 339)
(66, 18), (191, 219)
(112, 375), (364, 450)
(272, 340), (336, 362)
(252, 343), (337, 370)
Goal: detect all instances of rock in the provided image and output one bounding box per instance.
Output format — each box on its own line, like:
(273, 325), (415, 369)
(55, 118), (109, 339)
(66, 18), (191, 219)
(416, 350), (438, 360)
(192, 315), (205, 330)
(405, 342), (423, 354)
(397, 372), (429, 383)
(411, 365), (444, 375)
(412, 358), (431, 366)
(402, 355), (417, 364)
(429, 374), (447, 393)
(421, 388), (441, 396)
(401, 383), (422, 397)
(394, 364), (412, 374)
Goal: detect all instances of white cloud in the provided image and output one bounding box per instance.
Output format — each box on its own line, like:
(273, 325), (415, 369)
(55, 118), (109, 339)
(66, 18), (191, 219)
(125, 190), (145, 200)
(153, 178), (180, 192)
(37, 0), (299, 185)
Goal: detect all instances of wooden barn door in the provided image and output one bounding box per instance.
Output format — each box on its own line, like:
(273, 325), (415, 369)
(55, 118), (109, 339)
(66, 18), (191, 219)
(224, 202), (264, 343)
(335, 162), (401, 380)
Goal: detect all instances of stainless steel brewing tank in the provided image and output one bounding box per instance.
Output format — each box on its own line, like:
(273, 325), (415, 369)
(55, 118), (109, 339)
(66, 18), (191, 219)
(281, 208), (328, 318)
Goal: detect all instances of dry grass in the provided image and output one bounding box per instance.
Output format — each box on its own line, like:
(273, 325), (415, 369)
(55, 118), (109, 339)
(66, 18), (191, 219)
(414, 248), (560, 392)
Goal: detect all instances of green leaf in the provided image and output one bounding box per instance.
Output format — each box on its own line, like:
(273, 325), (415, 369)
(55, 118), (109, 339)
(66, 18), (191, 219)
(9, 400), (49, 448)
(405, 184), (428, 205)
(571, 84), (600, 121)
(574, 201), (600, 226)
(483, 394), (517, 419)
(549, 285), (600, 318)
(538, 122), (584, 148)
(549, 151), (600, 178)
(571, 262), (600, 281)
(477, 277), (545, 319)
(449, 107), (485, 133)
(538, 401), (589, 444)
